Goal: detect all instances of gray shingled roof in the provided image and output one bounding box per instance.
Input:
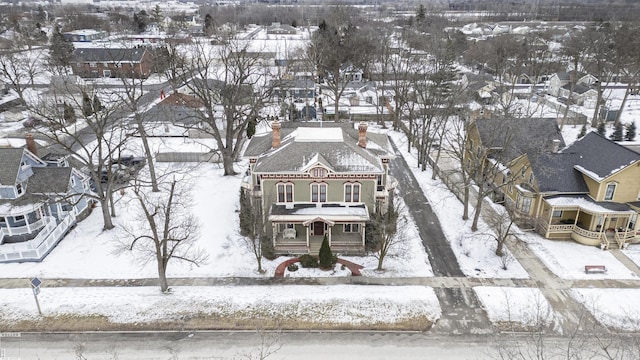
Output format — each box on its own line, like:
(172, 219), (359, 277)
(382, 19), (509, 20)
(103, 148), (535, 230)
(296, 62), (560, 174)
(0, 148), (24, 186)
(530, 152), (588, 193)
(563, 132), (640, 180)
(244, 124), (393, 174)
(144, 105), (201, 125)
(27, 167), (72, 194)
(475, 117), (564, 164)
(73, 48), (146, 63)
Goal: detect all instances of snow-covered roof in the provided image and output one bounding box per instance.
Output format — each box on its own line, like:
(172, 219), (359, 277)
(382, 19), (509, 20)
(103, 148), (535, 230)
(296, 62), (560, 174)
(544, 195), (635, 214)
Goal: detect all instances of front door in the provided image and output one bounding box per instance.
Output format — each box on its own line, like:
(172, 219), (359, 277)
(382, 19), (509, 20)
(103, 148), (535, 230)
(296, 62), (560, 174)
(313, 221), (324, 236)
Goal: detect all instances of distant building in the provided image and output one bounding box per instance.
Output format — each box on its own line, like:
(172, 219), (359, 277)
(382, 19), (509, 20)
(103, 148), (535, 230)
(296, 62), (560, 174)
(70, 48), (153, 79)
(62, 29), (108, 42)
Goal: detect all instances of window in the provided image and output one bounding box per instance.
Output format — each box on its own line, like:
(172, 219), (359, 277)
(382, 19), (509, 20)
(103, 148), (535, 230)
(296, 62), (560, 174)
(508, 183), (513, 194)
(377, 175), (383, 187)
(552, 210), (563, 218)
(521, 198), (532, 213)
(16, 183), (23, 195)
(344, 223), (360, 233)
(103, 70), (111, 77)
(345, 183), (360, 202)
(89, 62), (97, 68)
(521, 166), (526, 177)
(604, 182), (616, 201)
(277, 183), (293, 203)
(14, 215), (24, 222)
(311, 183), (327, 203)
(529, 173), (534, 185)
(278, 223), (294, 231)
(312, 167), (326, 178)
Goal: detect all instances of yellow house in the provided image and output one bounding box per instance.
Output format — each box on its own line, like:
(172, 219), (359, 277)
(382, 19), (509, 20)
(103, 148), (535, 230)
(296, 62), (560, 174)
(470, 119), (640, 249)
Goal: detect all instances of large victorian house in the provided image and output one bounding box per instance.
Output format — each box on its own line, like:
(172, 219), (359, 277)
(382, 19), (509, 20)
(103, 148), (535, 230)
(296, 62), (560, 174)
(0, 135), (92, 262)
(469, 115), (640, 249)
(242, 121), (396, 255)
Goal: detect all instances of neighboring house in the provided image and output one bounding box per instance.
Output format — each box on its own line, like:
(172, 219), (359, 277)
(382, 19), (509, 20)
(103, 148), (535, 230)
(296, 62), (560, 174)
(62, 29), (108, 42)
(271, 79), (316, 101)
(469, 116), (640, 249)
(266, 22), (297, 35)
(242, 121), (397, 255)
(547, 72), (598, 97)
(558, 83), (598, 107)
(71, 48), (153, 79)
(0, 135), (92, 263)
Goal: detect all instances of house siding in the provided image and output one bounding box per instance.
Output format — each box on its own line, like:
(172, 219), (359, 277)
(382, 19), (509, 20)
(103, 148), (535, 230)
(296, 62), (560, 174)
(592, 163), (640, 202)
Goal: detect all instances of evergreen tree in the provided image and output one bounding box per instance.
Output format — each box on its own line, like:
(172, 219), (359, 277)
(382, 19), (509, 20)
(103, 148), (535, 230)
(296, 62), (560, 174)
(597, 121), (606, 136)
(49, 24), (74, 69)
(610, 122), (624, 141)
(151, 5), (163, 25)
(577, 123), (587, 139)
(626, 122), (637, 141)
(133, 10), (149, 33)
(318, 235), (333, 269)
(63, 103), (75, 123)
(204, 13), (215, 37)
(416, 4), (426, 23)
(246, 117), (256, 139)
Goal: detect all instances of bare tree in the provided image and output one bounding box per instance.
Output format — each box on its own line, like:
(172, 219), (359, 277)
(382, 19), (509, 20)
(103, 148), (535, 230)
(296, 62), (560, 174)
(0, 46), (45, 101)
(122, 177), (205, 293)
(368, 198), (404, 271)
(239, 188), (266, 273)
(236, 329), (282, 360)
(172, 38), (274, 176)
(483, 206), (516, 257)
(28, 83), (129, 230)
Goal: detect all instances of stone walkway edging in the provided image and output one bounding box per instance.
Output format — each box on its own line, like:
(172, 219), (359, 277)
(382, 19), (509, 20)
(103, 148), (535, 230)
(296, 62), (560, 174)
(274, 257), (364, 278)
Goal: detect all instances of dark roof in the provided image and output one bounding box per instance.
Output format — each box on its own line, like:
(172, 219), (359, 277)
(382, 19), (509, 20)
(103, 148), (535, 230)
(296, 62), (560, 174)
(270, 79), (315, 89)
(27, 167), (72, 194)
(73, 48), (147, 63)
(530, 152), (588, 193)
(0, 148), (23, 186)
(564, 132), (640, 180)
(144, 105), (201, 125)
(475, 117), (564, 164)
(561, 83), (592, 94)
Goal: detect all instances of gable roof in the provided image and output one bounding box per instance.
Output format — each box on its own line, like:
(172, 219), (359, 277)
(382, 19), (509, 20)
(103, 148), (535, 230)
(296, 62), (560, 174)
(0, 147), (24, 186)
(475, 117), (565, 164)
(27, 167), (72, 194)
(564, 132), (640, 181)
(73, 48), (147, 63)
(530, 152), (589, 193)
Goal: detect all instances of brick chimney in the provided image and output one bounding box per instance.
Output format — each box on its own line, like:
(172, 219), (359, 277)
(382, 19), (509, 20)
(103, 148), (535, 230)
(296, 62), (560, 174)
(358, 122), (367, 148)
(25, 133), (37, 156)
(271, 119), (281, 148)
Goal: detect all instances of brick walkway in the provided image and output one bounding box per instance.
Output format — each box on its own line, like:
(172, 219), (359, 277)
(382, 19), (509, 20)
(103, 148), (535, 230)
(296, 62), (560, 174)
(274, 257), (364, 278)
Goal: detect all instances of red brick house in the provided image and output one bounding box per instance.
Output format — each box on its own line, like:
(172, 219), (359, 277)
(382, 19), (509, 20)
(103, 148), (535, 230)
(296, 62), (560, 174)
(71, 48), (153, 79)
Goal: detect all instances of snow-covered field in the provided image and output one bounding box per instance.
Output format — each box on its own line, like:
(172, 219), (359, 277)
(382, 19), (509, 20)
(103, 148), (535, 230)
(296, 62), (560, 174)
(572, 288), (640, 331)
(0, 285), (441, 326)
(474, 287), (556, 328)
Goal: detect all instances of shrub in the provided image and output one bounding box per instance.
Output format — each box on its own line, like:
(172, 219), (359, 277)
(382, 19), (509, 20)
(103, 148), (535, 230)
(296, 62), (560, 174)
(298, 254), (318, 268)
(287, 263), (299, 272)
(318, 235), (333, 269)
(261, 236), (277, 260)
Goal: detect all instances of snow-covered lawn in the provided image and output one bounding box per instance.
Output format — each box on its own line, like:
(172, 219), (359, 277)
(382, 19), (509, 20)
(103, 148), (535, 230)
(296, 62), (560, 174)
(572, 288), (640, 331)
(622, 245), (640, 269)
(0, 285), (441, 326)
(386, 129), (529, 279)
(519, 232), (638, 280)
(474, 287), (556, 329)
(0, 138), (433, 278)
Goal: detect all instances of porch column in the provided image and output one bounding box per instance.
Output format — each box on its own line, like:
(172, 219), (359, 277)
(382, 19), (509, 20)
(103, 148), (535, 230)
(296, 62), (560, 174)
(328, 225), (332, 247)
(272, 224), (277, 248)
(25, 212), (33, 233)
(361, 223), (365, 247)
(306, 226), (309, 247)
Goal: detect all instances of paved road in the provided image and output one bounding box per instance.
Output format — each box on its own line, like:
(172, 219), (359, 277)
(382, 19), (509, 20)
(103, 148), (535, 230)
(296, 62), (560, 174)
(2, 331), (629, 360)
(388, 140), (493, 334)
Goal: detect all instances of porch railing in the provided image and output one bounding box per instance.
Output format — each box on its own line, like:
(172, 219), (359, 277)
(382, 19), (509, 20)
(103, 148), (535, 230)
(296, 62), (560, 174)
(0, 217), (48, 240)
(0, 211), (77, 263)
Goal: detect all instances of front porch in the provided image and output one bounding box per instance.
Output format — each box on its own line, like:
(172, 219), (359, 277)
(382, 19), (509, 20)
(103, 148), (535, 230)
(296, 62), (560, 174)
(538, 195), (639, 249)
(269, 202), (370, 255)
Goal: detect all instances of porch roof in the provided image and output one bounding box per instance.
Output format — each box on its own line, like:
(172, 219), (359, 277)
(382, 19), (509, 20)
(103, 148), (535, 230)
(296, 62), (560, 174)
(544, 194), (636, 214)
(269, 203), (369, 222)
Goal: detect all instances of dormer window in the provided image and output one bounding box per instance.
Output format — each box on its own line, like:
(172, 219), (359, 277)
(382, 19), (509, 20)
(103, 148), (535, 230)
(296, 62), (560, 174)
(16, 183), (23, 195)
(312, 167), (327, 178)
(604, 182), (616, 201)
